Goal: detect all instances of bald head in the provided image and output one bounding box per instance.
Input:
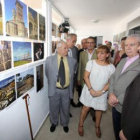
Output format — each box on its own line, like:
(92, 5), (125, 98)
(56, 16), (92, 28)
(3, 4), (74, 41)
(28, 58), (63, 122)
(81, 38), (87, 49)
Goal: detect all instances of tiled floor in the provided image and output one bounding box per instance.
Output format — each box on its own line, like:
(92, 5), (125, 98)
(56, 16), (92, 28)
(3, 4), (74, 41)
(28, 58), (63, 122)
(35, 91), (115, 140)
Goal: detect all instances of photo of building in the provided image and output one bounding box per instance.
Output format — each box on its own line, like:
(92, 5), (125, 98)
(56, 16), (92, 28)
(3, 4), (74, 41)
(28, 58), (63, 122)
(16, 68), (34, 98)
(13, 41), (32, 67)
(0, 0), (3, 35)
(39, 14), (45, 40)
(28, 7), (38, 40)
(0, 76), (16, 111)
(5, 0), (28, 37)
(36, 64), (43, 92)
(0, 41), (11, 72)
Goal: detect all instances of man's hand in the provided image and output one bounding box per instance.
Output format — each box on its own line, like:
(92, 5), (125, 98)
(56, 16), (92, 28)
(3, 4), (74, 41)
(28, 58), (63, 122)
(108, 93), (118, 106)
(119, 130), (127, 140)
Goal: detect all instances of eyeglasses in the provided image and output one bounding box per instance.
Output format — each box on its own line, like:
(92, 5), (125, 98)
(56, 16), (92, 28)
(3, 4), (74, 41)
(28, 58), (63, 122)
(86, 42), (95, 44)
(125, 43), (138, 47)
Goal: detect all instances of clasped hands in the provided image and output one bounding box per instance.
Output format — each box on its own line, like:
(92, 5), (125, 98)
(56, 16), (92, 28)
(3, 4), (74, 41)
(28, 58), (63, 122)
(89, 89), (103, 97)
(108, 93), (118, 106)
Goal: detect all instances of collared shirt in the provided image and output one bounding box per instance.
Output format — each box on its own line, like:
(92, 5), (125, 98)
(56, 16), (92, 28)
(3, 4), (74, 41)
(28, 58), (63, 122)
(121, 55), (139, 73)
(68, 49), (73, 57)
(87, 49), (95, 60)
(56, 54), (70, 88)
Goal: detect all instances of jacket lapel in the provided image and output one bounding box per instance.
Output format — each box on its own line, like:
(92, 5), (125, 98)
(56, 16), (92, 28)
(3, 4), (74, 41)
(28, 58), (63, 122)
(122, 58), (140, 74)
(54, 55), (58, 76)
(67, 56), (71, 78)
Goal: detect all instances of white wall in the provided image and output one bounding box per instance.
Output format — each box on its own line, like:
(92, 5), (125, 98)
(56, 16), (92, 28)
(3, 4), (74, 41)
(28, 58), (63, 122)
(76, 26), (113, 45)
(113, 7), (140, 35)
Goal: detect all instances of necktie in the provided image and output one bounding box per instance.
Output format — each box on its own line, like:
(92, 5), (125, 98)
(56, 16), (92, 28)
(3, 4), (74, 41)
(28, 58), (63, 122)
(57, 57), (65, 87)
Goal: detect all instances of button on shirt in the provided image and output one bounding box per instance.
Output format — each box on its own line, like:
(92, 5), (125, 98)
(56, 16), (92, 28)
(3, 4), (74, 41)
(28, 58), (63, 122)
(121, 55), (139, 74)
(56, 55), (70, 88)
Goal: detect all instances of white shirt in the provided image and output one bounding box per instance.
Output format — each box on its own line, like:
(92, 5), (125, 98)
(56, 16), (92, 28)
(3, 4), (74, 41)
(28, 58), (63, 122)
(87, 49), (95, 60)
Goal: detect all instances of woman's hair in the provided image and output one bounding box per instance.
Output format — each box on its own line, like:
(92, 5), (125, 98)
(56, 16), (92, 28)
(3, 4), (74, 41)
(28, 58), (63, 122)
(97, 45), (110, 64)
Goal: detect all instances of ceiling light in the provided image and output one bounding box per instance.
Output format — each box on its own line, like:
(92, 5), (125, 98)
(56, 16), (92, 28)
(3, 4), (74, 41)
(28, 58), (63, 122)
(91, 19), (99, 23)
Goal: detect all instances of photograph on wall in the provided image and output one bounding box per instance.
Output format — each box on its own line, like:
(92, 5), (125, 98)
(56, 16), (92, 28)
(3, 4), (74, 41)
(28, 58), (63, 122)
(28, 7), (38, 40)
(5, 0), (28, 37)
(0, 41), (11, 72)
(33, 43), (44, 61)
(0, 76), (16, 111)
(36, 64), (43, 92)
(13, 41), (32, 67)
(0, 0), (3, 35)
(16, 68), (34, 98)
(39, 14), (45, 41)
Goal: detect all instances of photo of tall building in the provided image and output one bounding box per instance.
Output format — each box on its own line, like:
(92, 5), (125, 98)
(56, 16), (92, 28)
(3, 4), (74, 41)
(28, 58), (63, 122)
(0, 76), (16, 111)
(5, 0), (28, 37)
(0, 41), (11, 72)
(28, 7), (38, 40)
(39, 14), (45, 40)
(0, 0), (3, 35)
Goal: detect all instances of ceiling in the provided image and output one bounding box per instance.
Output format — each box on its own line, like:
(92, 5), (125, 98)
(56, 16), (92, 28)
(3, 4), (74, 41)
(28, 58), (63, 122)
(51, 0), (140, 35)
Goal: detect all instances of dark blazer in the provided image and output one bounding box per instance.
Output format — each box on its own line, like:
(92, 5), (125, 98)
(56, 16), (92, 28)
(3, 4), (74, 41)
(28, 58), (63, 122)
(45, 55), (77, 99)
(71, 46), (78, 61)
(121, 73), (140, 140)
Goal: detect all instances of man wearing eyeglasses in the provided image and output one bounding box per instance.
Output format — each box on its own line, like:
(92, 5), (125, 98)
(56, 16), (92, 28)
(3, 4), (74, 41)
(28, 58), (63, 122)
(108, 34), (140, 140)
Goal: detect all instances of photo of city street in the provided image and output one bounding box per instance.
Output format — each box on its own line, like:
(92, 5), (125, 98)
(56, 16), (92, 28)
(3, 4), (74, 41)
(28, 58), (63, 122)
(0, 76), (16, 111)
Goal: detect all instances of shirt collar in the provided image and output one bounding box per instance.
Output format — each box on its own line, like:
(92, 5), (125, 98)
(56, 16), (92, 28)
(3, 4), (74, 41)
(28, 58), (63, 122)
(126, 55), (139, 62)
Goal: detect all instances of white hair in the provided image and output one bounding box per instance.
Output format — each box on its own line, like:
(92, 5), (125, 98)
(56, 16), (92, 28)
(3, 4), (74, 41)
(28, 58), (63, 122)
(127, 34), (140, 43)
(66, 33), (77, 40)
(56, 40), (66, 50)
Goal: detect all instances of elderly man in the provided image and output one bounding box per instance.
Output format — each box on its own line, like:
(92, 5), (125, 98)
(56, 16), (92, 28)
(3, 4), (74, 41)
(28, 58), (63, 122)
(108, 34), (140, 140)
(66, 33), (78, 107)
(45, 41), (77, 133)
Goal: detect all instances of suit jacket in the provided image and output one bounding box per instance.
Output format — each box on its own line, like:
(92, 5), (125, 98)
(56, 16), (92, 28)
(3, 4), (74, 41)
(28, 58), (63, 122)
(121, 73), (140, 140)
(77, 50), (97, 86)
(71, 46), (78, 61)
(45, 55), (77, 99)
(109, 57), (140, 113)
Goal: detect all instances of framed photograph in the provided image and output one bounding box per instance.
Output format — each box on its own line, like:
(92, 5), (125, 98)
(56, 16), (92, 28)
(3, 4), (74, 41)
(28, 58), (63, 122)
(33, 43), (44, 61)
(0, 41), (11, 72)
(28, 7), (38, 40)
(16, 68), (34, 98)
(39, 14), (45, 41)
(36, 64), (44, 92)
(0, 76), (16, 111)
(13, 41), (32, 67)
(0, 0), (3, 35)
(5, 0), (28, 37)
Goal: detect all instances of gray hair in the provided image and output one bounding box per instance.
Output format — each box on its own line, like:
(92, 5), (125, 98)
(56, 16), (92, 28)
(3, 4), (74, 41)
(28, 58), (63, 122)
(66, 33), (77, 40)
(127, 34), (140, 43)
(56, 40), (66, 50)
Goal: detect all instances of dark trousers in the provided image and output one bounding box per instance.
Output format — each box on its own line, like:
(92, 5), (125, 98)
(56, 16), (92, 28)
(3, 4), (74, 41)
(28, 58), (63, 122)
(112, 107), (121, 140)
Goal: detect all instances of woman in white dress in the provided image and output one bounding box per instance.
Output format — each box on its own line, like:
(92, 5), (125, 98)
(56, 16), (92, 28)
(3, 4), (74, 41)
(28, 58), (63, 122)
(78, 45), (115, 138)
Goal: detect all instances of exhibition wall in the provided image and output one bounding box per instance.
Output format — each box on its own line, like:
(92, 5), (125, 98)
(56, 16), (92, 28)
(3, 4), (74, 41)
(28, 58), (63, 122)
(0, 0), (50, 140)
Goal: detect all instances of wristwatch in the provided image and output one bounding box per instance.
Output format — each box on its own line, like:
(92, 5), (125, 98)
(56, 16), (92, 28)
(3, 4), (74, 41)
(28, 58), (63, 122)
(102, 90), (106, 94)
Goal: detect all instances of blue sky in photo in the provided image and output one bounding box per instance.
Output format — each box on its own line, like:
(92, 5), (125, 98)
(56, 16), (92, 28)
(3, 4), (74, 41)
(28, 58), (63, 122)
(13, 42), (31, 61)
(0, 76), (15, 89)
(28, 7), (37, 19)
(16, 68), (34, 81)
(5, 0), (28, 28)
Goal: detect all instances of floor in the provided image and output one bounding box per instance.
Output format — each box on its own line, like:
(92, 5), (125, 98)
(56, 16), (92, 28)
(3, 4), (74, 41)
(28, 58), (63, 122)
(35, 90), (115, 140)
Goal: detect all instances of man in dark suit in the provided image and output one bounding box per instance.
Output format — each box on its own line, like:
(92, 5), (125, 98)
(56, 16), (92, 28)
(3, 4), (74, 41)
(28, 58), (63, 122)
(108, 34), (140, 140)
(66, 33), (78, 107)
(45, 41), (77, 133)
(119, 73), (140, 140)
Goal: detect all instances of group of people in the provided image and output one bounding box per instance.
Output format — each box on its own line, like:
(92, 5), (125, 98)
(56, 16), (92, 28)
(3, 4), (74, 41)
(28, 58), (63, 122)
(45, 33), (140, 140)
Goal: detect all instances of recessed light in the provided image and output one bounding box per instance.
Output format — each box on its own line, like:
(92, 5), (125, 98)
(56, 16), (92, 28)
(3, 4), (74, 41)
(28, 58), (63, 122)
(91, 19), (99, 23)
